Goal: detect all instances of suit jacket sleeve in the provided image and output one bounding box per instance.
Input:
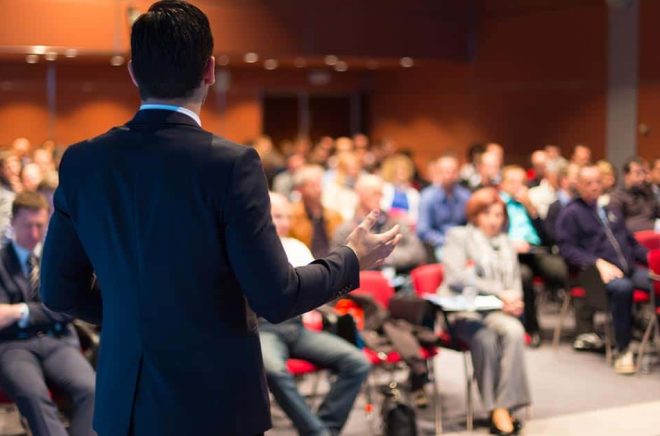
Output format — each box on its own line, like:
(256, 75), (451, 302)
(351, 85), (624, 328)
(223, 147), (359, 323)
(39, 151), (102, 324)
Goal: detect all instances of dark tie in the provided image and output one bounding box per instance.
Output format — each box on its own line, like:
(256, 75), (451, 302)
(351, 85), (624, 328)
(26, 254), (40, 300)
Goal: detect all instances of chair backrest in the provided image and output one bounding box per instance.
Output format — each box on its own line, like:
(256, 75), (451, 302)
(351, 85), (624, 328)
(635, 231), (660, 251)
(410, 263), (444, 297)
(648, 249), (660, 294)
(354, 270), (395, 309)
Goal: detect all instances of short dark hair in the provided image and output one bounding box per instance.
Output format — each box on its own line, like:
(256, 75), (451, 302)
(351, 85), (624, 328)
(12, 192), (49, 217)
(622, 156), (647, 174)
(130, 0), (213, 100)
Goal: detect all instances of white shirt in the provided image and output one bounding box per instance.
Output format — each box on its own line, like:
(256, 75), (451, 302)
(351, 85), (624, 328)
(139, 104), (202, 127)
(280, 237), (314, 267)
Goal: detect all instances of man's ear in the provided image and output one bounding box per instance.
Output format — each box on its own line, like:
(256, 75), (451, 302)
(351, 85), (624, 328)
(203, 56), (216, 86)
(127, 61), (139, 88)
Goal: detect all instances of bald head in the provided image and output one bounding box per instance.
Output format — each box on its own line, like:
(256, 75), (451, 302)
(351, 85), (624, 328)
(355, 174), (384, 214)
(576, 165), (603, 204)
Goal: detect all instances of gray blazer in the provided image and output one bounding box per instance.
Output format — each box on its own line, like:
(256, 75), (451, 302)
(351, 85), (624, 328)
(439, 225), (522, 299)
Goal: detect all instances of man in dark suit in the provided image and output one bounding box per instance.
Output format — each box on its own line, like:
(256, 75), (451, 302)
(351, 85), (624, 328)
(39, 2), (400, 436)
(0, 192), (95, 435)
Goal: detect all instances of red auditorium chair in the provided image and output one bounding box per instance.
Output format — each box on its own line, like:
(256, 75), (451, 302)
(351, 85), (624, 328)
(636, 249), (660, 372)
(635, 230), (660, 251)
(410, 263), (444, 295)
(410, 263), (480, 432)
(353, 270), (442, 435)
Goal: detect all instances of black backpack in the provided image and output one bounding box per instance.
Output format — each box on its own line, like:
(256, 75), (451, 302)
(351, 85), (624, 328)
(381, 382), (418, 436)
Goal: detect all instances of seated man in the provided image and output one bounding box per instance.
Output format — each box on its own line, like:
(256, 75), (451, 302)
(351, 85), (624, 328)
(333, 174), (426, 275)
(556, 165), (651, 375)
(289, 165), (344, 258)
(609, 156), (659, 232)
(417, 155), (471, 261)
(260, 192), (370, 436)
(0, 192), (95, 435)
(500, 166), (568, 346)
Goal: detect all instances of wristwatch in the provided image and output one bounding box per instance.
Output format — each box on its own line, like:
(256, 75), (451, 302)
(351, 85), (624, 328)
(17, 303), (30, 329)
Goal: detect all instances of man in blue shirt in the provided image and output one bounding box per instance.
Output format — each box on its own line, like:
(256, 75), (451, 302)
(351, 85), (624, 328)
(417, 155), (471, 261)
(500, 166), (568, 347)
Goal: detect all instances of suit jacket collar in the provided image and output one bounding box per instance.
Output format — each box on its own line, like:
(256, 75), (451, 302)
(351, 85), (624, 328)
(127, 109), (203, 130)
(1, 242), (30, 302)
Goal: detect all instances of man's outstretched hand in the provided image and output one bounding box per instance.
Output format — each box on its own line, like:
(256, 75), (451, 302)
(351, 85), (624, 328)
(345, 210), (402, 270)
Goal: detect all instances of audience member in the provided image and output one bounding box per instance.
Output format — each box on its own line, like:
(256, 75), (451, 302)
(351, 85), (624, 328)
(323, 152), (360, 221)
(380, 154), (420, 226)
(440, 188), (531, 435)
(272, 153), (306, 200)
(10, 138), (31, 166)
(0, 152), (23, 194)
(253, 135), (285, 184)
(544, 163), (580, 245)
(260, 192), (370, 436)
(308, 137), (334, 168)
(651, 157), (660, 205)
(0, 152), (19, 239)
(609, 157), (659, 232)
(529, 159), (561, 219)
(353, 133), (376, 171)
(417, 155), (471, 261)
(596, 160), (617, 207)
(528, 150), (547, 188)
(0, 192), (95, 434)
(33, 147), (58, 181)
(570, 144), (592, 166)
(500, 166), (568, 346)
(556, 165), (651, 374)
(20, 163), (43, 193)
(466, 151), (502, 191)
(333, 174), (425, 274)
(544, 144), (568, 167)
(289, 165), (343, 258)
(460, 143), (486, 189)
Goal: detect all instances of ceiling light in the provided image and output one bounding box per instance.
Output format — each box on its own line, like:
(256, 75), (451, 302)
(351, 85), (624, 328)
(32, 45), (46, 55)
(110, 55), (125, 66)
(217, 55), (229, 66)
(264, 59), (278, 70)
(334, 61), (348, 72)
(324, 55), (338, 66)
(64, 48), (78, 58)
(400, 57), (414, 68)
(25, 54), (39, 64)
(244, 52), (259, 64)
(44, 52), (58, 62)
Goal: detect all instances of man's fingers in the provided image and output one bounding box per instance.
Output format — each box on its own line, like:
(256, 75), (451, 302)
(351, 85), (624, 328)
(376, 224), (400, 244)
(359, 209), (380, 232)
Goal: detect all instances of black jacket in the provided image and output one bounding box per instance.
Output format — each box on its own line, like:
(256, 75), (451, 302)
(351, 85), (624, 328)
(0, 242), (74, 345)
(556, 197), (647, 272)
(40, 109), (360, 436)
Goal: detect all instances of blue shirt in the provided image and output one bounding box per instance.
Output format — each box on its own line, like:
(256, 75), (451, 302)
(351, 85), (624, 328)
(500, 192), (541, 245)
(417, 184), (471, 247)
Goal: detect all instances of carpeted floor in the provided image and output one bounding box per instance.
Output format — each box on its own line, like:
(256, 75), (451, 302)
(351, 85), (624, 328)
(268, 304), (660, 435)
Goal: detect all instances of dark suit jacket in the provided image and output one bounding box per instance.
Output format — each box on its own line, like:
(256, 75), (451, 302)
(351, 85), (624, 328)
(40, 110), (360, 436)
(0, 242), (74, 347)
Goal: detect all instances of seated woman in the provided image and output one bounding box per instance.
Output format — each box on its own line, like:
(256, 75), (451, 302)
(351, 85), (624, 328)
(438, 188), (531, 435)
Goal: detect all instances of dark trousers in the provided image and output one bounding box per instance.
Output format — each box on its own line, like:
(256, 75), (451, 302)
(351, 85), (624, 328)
(607, 268), (651, 351)
(0, 335), (96, 436)
(519, 252), (568, 334)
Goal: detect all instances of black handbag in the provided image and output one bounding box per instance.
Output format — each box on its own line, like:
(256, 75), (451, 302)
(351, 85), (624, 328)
(381, 382), (418, 436)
